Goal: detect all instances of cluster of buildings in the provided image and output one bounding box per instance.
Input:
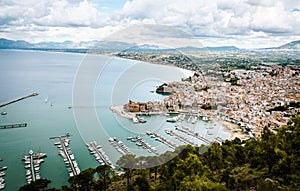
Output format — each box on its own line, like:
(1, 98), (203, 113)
(123, 64), (299, 137)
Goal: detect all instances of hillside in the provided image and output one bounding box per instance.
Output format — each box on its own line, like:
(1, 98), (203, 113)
(276, 40), (300, 50)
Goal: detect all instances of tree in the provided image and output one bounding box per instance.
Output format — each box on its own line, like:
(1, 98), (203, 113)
(19, 179), (56, 191)
(96, 164), (113, 191)
(68, 168), (95, 191)
(116, 154), (137, 187)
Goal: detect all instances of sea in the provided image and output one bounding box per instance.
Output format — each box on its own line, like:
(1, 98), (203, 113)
(0, 49), (230, 190)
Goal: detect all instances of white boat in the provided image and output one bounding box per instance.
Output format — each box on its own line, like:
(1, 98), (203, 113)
(202, 116), (209, 121)
(132, 117), (139, 123)
(0, 166), (7, 171)
(0, 112), (7, 115)
(0, 183), (5, 190)
(166, 116), (178, 123)
(146, 131), (152, 135)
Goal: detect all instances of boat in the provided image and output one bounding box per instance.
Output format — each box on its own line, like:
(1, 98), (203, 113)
(137, 116), (146, 123)
(0, 183), (5, 190)
(0, 112), (7, 115)
(127, 137), (133, 140)
(202, 116), (209, 121)
(132, 117), (139, 123)
(0, 167), (7, 171)
(166, 116), (178, 123)
(0, 172), (5, 177)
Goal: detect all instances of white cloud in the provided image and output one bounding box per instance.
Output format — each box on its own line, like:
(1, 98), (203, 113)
(0, 0), (103, 27)
(0, 0), (300, 48)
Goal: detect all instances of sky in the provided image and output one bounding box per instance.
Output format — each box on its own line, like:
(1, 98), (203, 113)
(0, 0), (300, 48)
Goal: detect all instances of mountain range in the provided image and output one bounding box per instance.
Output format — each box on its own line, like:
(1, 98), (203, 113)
(0, 38), (299, 52)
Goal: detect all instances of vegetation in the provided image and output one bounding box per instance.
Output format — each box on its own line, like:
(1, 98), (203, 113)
(20, 116), (300, 191)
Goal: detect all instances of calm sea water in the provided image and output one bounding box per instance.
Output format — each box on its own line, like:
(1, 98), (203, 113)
(0, 50), (230, 190)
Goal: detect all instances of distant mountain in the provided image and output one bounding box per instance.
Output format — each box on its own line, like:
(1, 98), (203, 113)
(276, 40), (300, 50)
(177, 45), (240, 52)
(0, 38), (240, 52)
(0, 38), (136, 51)
(0, 38), (32, 49)
(205, 46), (240, 51)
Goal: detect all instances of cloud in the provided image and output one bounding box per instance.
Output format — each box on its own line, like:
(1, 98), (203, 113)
(0, 0), (300, 48)
(0, 0), (103, 27)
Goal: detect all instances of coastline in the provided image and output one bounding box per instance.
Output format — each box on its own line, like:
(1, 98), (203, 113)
(110, 105), (137, 120)
(216, 119), (247, 140)
(110, 104), (242, 141)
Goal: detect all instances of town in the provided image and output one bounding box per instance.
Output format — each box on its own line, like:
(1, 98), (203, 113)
(113, 50), (300, 138)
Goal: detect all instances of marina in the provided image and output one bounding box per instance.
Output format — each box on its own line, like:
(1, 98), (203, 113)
(108, 137), (133, 155)
(175, 125), (214, 144)
(51, 135), (80, 177)
(128, 136), (159, 155)
(165, 130), (199, 147)
(22, 150), (47, 184)
(146, 131), (177, 149)
(86, 141), (114, 169)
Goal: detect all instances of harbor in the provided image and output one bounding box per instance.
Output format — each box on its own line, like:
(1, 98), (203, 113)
(108, 137), (133, 155)
(86, 141), (114, 169)
(51, 135), (80, 177)
(0, 93), (38, 108)
(22, 150), (47, 184)
(146, 131), (177, 150)
(127, 136), (159, 155)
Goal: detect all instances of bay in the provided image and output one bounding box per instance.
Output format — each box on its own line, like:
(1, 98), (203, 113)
(0, 50), (230, 190)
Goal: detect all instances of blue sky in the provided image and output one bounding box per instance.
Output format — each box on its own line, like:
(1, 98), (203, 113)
(0, 0), (300, 48)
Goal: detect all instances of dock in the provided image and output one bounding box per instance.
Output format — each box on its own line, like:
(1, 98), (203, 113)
(165, 130), (199, 147)
(175, 125), (214, 144)
(108, 137), (133, 155)
(51, 135), (80, 177)
(0, 123), (27, 129)
(146, 131), (177, 149)
(0, 93), (38, 108)
(128, 136), (159, 155)
(87, 141), (114, 169)
(23, 150), (47, 184)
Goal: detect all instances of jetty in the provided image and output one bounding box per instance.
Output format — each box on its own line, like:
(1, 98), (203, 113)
(165, 130), (198, 147)
(87, 141), (114, 169)
(23, 150), (47, 184)
(0, 93), (38, 108)
(108, 137), (133, 155)
(51, 135), (80, 177)
(0, 123), (27, 129)
(175, 125), (214, 144)
(128, 136), (159, 155)
(146, 131), (177, 149)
